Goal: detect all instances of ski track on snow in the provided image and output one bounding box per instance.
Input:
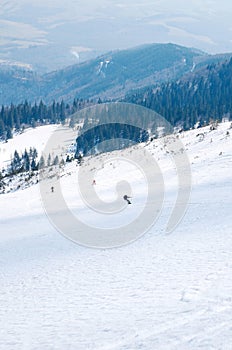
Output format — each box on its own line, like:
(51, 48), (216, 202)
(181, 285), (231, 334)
(0, 122), (232, 349)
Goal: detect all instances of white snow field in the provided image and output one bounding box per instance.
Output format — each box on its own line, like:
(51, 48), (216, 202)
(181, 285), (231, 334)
(0, 122), (232, 349)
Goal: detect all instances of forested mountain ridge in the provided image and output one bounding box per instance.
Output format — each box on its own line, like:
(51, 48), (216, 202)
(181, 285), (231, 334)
(1, 57), (232, 144)
(1, 44), (232, 146)
(125, 58), (232, 130)
(1, 43), (231, 105)
(41, 43), (204, 103)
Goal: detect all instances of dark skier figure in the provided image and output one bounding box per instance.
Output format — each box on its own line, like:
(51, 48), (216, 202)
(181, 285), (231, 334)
(123, 194), (131, 204)
(51, 186), (54, 193)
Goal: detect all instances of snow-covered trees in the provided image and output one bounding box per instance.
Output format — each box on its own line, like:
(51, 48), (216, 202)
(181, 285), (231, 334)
(0, 98), (94, 141)
(7, 148), (61, 175)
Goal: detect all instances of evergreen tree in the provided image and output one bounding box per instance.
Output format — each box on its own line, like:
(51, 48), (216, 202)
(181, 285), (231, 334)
(39, 155), (45, 169)
(53, 155), (59, 166)
(6, 127), (13, 140)
(12, 150), (21, 173)
(60, 100), (66, 125)
(23, 149), (30, 172)
(0, 119), (5, 138)
(47, 154), (51, 167)
(60, 158), (65, 167)
(31, 158), (38, 171)
(32, 148), (38, 160)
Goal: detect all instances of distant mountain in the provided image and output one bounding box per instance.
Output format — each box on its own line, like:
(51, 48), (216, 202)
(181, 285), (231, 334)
(0, 61), (40, 105)
(41, 43), (206, 103)
(0, 43), (232, 105)
(2, 0), (232, 72)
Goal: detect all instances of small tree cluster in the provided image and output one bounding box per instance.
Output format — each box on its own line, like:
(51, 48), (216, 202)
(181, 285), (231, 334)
(6, 148), (64, 177)
(9, 147), (38, 175)
(39, 153), (62, 170)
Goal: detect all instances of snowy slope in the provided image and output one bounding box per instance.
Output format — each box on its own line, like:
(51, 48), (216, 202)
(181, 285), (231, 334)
(0, 122), (232, 349)
(0, 125), (58, 171)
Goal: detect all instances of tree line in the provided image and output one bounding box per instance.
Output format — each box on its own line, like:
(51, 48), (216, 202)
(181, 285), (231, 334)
(1, 147), (65, 179)
(2, 57), (232, 158)
(125, 58), (232, 130)
(0, 98), (94, 141)
(75, 122), (149, 156)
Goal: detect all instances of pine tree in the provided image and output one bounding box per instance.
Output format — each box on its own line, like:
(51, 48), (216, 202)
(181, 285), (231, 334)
(0, 119), (5, 138)
(53, 155), (59, 166)
(14, 109), (21, 131)
(6, 127), (13, 140)
(31, 158), (38, 171)
(12, 150), (21, 173)
(39, 155), (45, 169)
(32, 148), (38, 160)
(47, 154), (51, 167)
(23, 149), (30, 172)
(60, 100), (66, 125)
(60, 158), (65, 167)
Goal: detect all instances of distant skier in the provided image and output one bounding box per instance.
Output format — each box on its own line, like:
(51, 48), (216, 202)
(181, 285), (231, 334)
(92, 179), (96, 185)
(51, 186), (54, 193)
(123, 194), (131, 204)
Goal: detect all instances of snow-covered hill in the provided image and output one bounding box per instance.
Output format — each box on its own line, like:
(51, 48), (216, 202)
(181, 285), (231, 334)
(0, 125), (57, 169)
(0, 121), (232, 349)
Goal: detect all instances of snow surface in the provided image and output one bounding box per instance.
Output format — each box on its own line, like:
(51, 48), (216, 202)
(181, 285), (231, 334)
(0, 122), (232, 349)
(0, 125), (57, 171)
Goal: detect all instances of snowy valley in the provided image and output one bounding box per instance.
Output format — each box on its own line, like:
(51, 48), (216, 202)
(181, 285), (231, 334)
(0, 120), (232, 349)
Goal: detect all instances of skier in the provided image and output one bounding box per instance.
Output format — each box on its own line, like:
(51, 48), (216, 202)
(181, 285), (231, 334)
(92, 179), (96, 185)
(123, 194), (132, 204)
(51, 186), (54, 193)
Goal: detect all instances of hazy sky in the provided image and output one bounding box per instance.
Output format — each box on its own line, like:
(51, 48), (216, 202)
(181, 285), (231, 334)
(1, 0), (232, 68)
